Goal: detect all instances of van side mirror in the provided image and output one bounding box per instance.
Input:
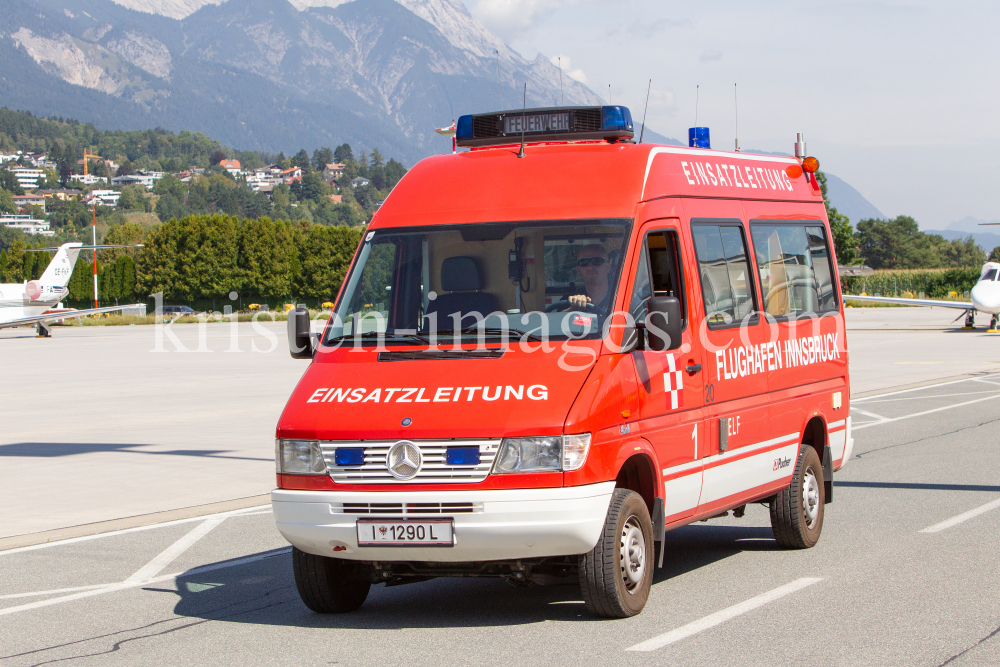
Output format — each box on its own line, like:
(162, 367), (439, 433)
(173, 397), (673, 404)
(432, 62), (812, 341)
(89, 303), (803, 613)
(646, 297), (682, 351)
(288, 307), (313, 359)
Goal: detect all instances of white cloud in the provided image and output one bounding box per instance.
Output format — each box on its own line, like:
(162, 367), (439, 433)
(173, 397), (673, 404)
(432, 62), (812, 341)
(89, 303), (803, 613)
(699, 50), (721, 62)
(550, 54), (588, 83)
(467, 0), (588, 42)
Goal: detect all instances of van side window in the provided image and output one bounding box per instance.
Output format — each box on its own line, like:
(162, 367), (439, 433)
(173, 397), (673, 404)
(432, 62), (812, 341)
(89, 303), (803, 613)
(691, 222), (757, 327)
(750, 222), (838, 315)
(628, 230), (685, 327)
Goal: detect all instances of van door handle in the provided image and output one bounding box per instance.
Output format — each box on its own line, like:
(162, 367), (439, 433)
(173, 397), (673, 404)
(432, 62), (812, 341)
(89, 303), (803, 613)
(686, 363), (703, 375)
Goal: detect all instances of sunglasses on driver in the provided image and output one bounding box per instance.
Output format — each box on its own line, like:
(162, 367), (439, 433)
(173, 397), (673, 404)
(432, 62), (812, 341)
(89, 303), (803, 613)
(577, 257), (607, 267)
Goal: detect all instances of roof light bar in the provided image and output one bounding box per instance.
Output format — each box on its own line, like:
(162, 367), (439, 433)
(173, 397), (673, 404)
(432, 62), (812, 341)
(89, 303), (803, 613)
(456, 106), (634, 148)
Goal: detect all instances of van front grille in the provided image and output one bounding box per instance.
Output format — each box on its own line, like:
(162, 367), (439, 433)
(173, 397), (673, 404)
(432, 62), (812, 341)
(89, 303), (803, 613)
(333, 502), (482, 515)
(319, 440), (500, 484)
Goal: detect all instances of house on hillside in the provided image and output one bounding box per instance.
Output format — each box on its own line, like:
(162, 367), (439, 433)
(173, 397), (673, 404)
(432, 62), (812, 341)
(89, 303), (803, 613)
(10, 167), (45, 190)
(350, 177), (369, 188)
(84, 190), (121, 207)
(328, 194), (343, 203)
(12, 193), (45, 212)
(0, 214), (53, 236)
(40, 188), (81, 201)
(219, 159), (241, 175)
(73, 174), (107, 186)
(322, 163), (346, 183)
(280, 167), (302, 184)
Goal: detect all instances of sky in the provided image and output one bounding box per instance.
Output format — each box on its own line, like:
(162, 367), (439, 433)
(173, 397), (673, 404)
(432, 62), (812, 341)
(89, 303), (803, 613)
(463, 0), (1000, 230)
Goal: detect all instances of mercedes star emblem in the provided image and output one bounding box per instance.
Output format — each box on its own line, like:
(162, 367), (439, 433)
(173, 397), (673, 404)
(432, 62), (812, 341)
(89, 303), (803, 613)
(386, 440), (422, 480)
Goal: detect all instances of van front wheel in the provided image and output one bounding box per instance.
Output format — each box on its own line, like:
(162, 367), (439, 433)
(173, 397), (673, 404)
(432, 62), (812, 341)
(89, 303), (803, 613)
(579, 488), (654, 618)
(770, 445), (825, 548)
(292, 547), (371, 613)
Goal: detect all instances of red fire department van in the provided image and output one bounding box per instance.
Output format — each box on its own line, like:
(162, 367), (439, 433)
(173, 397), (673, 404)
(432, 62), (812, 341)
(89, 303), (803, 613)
(274, 106), (854, 618)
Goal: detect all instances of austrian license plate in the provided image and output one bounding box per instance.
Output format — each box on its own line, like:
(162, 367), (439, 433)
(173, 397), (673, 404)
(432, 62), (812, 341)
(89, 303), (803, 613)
(356, 519), (454, 546)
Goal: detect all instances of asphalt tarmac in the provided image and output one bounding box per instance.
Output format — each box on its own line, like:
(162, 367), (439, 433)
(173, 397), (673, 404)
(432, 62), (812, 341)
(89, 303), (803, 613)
(2, 364), (1000, 664)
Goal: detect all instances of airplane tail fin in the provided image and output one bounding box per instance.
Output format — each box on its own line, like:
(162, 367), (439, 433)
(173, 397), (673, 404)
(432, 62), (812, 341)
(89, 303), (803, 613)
(29, 243), (142, 289)
(38, 243), (84, 288)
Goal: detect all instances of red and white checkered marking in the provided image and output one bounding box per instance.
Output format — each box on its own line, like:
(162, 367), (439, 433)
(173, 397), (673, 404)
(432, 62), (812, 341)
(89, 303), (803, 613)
(664, 354), (684, 410)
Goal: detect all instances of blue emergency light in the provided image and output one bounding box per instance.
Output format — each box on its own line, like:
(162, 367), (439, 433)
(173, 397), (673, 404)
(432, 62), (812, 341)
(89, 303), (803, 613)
(445, 447), (481, 466)
(334, 447), (365, 466)
(689, 127), (710, 149)
(456, 106), (634, 148)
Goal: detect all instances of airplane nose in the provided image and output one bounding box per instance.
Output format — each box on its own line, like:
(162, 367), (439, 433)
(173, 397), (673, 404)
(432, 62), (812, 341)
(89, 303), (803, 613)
(970, 285), (1000, 313)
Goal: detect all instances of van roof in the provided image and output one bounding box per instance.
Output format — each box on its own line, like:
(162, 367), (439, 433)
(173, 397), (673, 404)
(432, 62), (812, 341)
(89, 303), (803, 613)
(373, 142), (823, 229)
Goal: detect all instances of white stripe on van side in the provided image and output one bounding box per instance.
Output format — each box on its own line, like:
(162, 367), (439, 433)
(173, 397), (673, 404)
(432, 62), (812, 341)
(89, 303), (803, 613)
(661, 432), (799, 478)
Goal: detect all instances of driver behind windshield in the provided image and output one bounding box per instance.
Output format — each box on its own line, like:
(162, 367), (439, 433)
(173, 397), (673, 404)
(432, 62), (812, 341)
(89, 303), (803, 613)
(566, 244), (611, 313)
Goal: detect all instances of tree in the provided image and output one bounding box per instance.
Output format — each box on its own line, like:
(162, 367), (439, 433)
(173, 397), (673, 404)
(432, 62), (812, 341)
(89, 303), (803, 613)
(116, 160), (133, 177)
(334, 144), (354, 163)
(210, 150), (226, 166)
(0, 168), (24, 195)
(238, 217), (297, 300)
(293, 149), (311, 171)
(59, 161), (73, 185)
(856, 216), (941, 269)
(295, 224), (363, 299)
(989, 247), (1000, 263)
(384, 159), (406, 190)
(938, 236), (986, 268)
(0, 189), (14, 214)
(815, 171), (858, 265)
(312, 146), (334, 171)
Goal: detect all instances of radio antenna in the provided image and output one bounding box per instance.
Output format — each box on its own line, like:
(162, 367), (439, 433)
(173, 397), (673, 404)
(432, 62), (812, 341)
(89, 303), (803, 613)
(517, 83), (527, 159)
(639, 79), (651, 143)
(558, 57), (564, 106)
(734, 83), (740, 152)
(608, 84), (611, 104)
(695, 84), (699, 126)
(496, 50), (503, 110)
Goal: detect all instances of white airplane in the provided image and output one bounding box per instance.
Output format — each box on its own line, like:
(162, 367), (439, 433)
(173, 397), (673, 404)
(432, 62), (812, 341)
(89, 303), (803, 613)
(846, 261), (1000, 331)
(0, 242), (143, 337)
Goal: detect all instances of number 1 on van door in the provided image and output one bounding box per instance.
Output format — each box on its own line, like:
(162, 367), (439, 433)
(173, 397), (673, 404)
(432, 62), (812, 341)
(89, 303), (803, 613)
(692, 424), (698, 458)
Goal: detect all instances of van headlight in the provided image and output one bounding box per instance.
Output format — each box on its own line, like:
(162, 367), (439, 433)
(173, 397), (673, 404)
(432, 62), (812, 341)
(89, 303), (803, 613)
(275, 439), (328, 475)
(493, 434), (592, 473)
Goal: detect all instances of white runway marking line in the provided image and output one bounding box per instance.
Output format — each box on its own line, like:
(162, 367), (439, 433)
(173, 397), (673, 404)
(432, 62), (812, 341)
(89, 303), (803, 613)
(852, 373), (1000, 404)
(851, 407), (889, 422)
(626, 578), (823, 652)
(920, 498), (1000, 534)
(0, 505), (269, 557)
(0, 548), (291, 617)
(124, 516), (226, 584)
(852, 392), (1000, 431)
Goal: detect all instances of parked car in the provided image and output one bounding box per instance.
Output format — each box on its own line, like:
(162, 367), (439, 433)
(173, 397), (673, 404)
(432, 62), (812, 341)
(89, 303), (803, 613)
(154, 305), (195, 317)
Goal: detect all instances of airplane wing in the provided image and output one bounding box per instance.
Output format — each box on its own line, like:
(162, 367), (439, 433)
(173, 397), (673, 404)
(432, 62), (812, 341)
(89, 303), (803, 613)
(844, 295), (973, 310)
(0, 304), (146, 330)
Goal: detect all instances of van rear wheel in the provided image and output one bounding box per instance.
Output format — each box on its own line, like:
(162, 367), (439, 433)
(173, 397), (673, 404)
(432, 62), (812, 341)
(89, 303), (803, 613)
(292, 547), (371, 613)
(770, 445), (825, 549)
(579, 488), (654, 618)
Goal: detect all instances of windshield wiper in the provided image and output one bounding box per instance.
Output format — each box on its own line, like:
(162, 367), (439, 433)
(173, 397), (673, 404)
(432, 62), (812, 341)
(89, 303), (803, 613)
(434, 327), (543, 342)
(328, 331), (432, 345)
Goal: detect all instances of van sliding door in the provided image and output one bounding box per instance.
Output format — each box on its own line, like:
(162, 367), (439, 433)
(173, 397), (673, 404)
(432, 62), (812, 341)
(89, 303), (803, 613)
(688, 210), (774, 516)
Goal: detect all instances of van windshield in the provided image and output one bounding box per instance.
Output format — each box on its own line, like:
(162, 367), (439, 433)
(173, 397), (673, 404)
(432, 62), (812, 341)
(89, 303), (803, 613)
(324, 219), (631, 344)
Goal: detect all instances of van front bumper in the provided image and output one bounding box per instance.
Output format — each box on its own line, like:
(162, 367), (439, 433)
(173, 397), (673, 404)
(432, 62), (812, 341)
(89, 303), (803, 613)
(271, 482), (616, 562)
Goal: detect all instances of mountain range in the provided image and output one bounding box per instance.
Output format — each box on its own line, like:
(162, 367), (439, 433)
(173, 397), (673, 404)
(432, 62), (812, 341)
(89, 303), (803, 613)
(0, 0), (685, 165)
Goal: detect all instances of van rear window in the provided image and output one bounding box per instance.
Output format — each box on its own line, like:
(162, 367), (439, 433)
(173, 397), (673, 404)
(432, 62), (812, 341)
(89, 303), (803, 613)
(749, 222), (838, 316)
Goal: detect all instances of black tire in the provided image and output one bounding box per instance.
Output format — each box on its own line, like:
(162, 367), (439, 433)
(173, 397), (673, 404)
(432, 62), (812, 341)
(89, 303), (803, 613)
(579, 489), (654, 618)
(292, 547), (371, 613)
(770, 445), (825, 549)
